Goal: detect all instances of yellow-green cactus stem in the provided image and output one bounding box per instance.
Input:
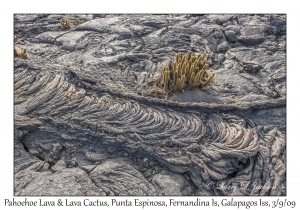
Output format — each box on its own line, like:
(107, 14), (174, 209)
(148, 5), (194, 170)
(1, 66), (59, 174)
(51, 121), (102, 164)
(198, 69), (205, 82)
(202, 72), (215, 87)
(163, 70), (170, 91)
(182, 63), (186, 73)
(189, 72), (195, 85)
(179, 75), (185, 91)
(174, 70), (178, 85)
(178, 66), (182, 78)
(172, 63), (176, 71)
(161, 66), (166, 76)
(174, 78), (181, 92)
(192, 71), (201, 87)
(178, 52), (182, 59)
(201, 64), (208, 72)
(178, 58), (182, 65)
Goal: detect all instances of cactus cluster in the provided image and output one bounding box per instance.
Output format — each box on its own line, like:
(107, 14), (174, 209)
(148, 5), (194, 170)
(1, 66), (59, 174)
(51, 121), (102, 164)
(14, 48), (28, 59)
(161, 51), (215, 92)
(76, 18), (84, 24)
(60, 18), (85, 29)
(60, 19), (72, 29)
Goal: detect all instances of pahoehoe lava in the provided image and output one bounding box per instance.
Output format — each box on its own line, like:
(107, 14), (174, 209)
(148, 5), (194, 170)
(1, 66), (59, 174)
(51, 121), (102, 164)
(14, 14), (286, 196)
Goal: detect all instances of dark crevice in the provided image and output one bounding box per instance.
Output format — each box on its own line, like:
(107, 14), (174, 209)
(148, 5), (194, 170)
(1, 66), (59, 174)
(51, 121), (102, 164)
(20, 139), (46, 162)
